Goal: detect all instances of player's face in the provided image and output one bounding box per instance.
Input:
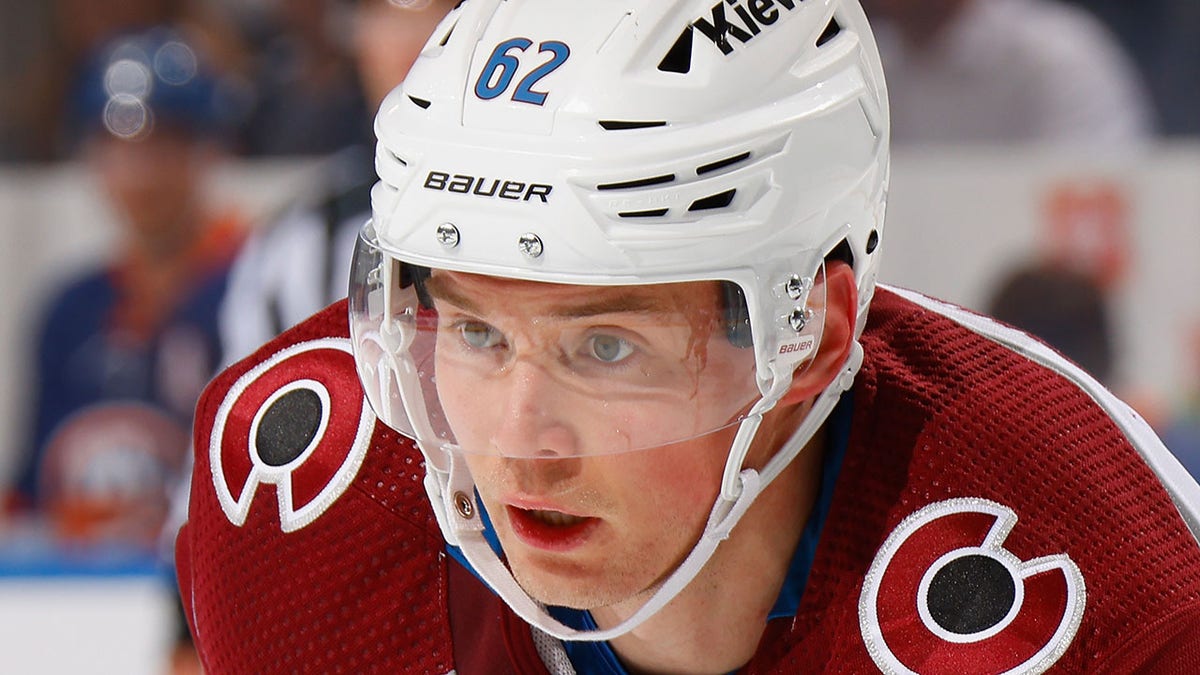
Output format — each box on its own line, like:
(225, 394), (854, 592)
(89, 129), (208, 248)
(466, 422), (737, 611)
(429, 272), (759, 610)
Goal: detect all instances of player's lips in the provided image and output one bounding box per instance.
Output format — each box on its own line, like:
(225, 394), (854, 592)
(504, 501), (599, 552)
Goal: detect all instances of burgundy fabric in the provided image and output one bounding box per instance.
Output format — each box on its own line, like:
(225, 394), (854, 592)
(179, 300), (454, 674)
(178, 291), (1200, 673)
(741, 289), (1200, 673)
(447, 558), (550, 675)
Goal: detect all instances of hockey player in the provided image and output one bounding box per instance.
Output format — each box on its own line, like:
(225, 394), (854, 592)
(177, 1), (1200, 673)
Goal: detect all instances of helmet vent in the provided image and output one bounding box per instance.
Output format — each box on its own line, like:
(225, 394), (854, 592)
(408, 96), (432, 110)
(618, 208), (670, 219)
(597, 173), (676, 191)
(866, 229), (880, 254)
(386, 148), (407, 167)
(816, 17), (843, 47)
(657, 26), (694, 74)
(439, 19), (459, 47)
(599, 120), (668, 131)
(688, 189), (736, 212)
(696, 151), (751, 176)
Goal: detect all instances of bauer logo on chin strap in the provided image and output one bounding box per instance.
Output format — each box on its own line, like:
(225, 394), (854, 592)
(859, 498), (1085, 675)
(209, 338), (375, 533)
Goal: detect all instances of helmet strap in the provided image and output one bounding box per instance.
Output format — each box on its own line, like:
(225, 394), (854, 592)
(757, 340), (863, 488)
(443, 448), (763, 641)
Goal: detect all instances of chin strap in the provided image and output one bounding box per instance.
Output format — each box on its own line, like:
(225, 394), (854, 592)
(428, 448), (764, 641)
(423, 341), (864, 642)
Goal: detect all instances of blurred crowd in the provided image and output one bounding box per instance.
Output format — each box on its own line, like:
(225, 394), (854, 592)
(0, 0), (1190, 162)
(0, 0), (1198, 670)
(0, 2), (455, 671)
(0, 0), (371, 163)
(0, 0), (461, 527)
(2, 0), (1200, 163)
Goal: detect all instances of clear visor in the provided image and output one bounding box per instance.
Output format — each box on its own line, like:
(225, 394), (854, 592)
(348, 222), (820, 459)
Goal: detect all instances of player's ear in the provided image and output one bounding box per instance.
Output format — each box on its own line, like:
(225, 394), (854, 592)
(778, 260), (858, 406)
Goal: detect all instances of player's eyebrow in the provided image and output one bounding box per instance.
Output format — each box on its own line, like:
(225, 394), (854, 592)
(549, 294), (673, 319)
(423, 273), (678, 319)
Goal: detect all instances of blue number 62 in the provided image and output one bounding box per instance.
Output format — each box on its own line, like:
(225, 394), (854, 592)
(474, 38), (570, 106)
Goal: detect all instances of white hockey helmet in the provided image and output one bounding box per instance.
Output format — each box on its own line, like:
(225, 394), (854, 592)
(350, 0), (888, 641)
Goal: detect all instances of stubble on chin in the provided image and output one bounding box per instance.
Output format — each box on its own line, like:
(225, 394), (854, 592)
(509, 556), (657, 613)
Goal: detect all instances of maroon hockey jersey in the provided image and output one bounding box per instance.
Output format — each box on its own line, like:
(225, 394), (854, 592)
(177, 287), (1200, 674)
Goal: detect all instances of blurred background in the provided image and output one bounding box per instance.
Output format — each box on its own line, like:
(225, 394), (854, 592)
(0, 0), (1197, 672)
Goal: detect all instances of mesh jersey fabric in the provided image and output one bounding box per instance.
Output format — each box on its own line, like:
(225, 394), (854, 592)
(738, 286), (1200, 673)
(179, 303), (455, 675)
(178, 287), (1200, 674)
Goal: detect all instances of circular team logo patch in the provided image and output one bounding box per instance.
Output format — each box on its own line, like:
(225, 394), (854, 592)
(42, 402), (188, 545)
(859, 498), (1085, 675)
(209, 338), (375, 532)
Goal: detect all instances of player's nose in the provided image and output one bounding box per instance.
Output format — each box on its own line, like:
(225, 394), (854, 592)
(488, 359), (582, 459)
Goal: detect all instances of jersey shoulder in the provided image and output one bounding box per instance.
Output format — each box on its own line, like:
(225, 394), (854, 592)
(178, 300), (456, 673)
(771, 286), (1200, 673)
(862, 285), (1200, 526)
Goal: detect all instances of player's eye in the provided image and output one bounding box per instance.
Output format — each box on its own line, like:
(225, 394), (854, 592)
(459, 321), (504, 349)
(587, 334), (634, 364)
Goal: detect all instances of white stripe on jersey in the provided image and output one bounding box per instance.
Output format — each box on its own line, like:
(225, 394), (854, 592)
(885, 284), (1200, 543)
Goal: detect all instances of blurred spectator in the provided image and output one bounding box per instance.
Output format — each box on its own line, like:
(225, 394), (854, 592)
(986, 262), (1115, 384)
(0, 0), (251, 162)
(2, 27), (245, 548)
(219, 0), (459, 361)
(864, 0), (1154, 144)
(982, 262), (1200, 478)
(235, 0), (371, 156)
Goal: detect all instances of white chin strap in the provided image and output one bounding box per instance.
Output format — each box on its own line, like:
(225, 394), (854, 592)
(422, 342), (863, 642)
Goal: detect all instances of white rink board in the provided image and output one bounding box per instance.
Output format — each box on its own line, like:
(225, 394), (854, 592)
(881, 143), (1200, 416)
(0, 576), (176, 674)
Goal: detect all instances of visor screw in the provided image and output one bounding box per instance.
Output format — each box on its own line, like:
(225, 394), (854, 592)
(453, 491), (475, 520)
(436, 223), (460, 248)
(517, 233), (544, 259)
(788, 307), (813, 333)
(785, 275), (812, 301)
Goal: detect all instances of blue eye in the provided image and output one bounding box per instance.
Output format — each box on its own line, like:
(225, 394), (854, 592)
(588, 334), (634, 363)
(460, 322), (503, 349)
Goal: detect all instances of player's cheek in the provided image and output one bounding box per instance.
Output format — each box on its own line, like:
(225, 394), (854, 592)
(437, 368), (489, 449)
(627, 447), (725, 521)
